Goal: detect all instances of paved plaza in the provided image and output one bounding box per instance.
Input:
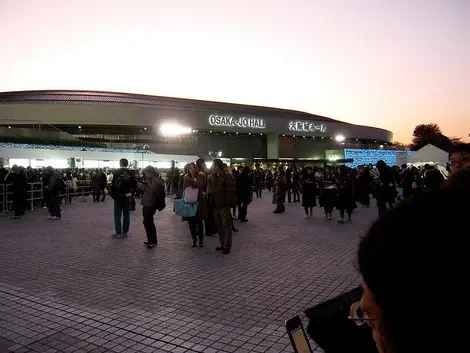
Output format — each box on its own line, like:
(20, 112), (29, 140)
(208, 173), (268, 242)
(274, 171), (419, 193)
(0, 193), (377, 353)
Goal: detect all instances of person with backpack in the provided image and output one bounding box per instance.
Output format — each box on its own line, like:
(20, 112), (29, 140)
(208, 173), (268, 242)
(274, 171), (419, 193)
(137, 166), (166, 248)
(110, 159), (137, 238)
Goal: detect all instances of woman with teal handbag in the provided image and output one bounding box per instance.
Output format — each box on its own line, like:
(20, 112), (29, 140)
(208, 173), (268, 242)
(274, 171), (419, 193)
(174, 162), (208, 247)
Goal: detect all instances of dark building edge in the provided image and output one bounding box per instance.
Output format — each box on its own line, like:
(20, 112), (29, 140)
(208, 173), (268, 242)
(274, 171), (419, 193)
(0, 89), (392, 135)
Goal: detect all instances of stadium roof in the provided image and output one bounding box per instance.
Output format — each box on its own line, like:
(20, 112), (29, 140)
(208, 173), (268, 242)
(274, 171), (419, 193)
(0, 89), (343, 124)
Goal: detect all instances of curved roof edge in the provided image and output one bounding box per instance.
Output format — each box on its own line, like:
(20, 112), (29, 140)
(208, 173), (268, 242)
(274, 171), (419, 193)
(0, 89), (393, 135)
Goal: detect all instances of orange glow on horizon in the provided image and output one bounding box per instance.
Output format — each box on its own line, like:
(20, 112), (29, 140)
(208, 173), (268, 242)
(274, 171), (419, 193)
(0, 0), (469, 143)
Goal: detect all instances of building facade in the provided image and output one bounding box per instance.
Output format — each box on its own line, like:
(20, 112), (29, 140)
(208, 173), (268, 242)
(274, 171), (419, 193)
(0, 90), (393, 160)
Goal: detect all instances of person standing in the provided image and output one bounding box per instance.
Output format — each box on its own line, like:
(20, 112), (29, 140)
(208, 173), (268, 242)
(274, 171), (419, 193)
(183, 162), (208, 247)
(207, 159), (237, 254)
(236, 166), (253, 222)
(253, 165), (263, 198)
(137, 166), (165, 249)
(319, 166), (337, 220)
(45, 166), (63, 220)
(110, 158), (137, 238)
(301, 166), (317, 219)
(285, 167), (293, 203)
(376, 160), (396, 218)
(4, 165), (28, 219)
(92, 169), (107, 202)
(336, 165), (356, 223)
(273, 168), (287, 213)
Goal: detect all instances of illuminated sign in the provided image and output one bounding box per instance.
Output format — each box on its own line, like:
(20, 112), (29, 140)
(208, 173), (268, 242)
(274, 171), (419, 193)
(209, 115), (266, 129)
(288, 121), (327, 133)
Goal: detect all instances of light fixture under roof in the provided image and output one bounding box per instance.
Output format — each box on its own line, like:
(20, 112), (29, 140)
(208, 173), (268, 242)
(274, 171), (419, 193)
(160, 123), (192, 136)
(335, 135), (346, 142)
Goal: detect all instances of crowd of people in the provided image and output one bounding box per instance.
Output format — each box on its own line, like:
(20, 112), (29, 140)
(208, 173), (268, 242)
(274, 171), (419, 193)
(2, 142), (470, 353)
(2, 143), (469, 250)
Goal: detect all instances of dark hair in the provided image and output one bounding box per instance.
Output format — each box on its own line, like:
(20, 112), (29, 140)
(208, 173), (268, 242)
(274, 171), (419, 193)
(196, 158), (205, 170)
(357, 188), (469, 353)
(445, 167), (470, 188)
(449, 143), (470, 159)
(212, 158), (224, 170)
(376, 160), (386, 169)
(120, 158), (129, 167)
(187, 162), (197, 176)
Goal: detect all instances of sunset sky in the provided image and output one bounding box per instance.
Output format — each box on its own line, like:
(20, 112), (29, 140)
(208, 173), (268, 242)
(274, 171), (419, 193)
(1, 0), (469, 142)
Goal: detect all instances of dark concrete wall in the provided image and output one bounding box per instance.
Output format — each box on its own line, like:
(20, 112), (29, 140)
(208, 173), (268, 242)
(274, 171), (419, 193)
(107, 134), (267, 158)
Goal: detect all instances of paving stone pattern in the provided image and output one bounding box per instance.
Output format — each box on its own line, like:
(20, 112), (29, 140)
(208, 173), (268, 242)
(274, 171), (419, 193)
(0, 193), (377, 353)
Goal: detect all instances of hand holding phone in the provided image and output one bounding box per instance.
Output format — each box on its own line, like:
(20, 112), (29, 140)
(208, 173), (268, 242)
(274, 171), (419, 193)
(285, 315), (313, 353)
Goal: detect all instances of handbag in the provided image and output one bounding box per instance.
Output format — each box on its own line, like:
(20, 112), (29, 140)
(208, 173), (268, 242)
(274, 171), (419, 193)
(174, 198), (199, 218)
(396, 187), (404, 198)
(184, 186), (199, 204)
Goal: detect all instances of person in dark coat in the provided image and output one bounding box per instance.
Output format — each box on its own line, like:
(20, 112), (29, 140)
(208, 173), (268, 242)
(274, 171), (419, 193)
(357, 166), (372, 206)
(301, 166), (317, 218)
(376, 160), (396, 218)
(236, 166), (253, 222)
(336, 165), (357, 223)
(319, 166), (337, 220)
(91, 169), (107, 202)
(274, 168), (287, 213)
(5, 165), (28, 219)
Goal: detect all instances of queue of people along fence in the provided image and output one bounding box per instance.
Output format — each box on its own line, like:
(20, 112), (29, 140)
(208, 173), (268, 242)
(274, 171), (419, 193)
(2, 143), (470, 353)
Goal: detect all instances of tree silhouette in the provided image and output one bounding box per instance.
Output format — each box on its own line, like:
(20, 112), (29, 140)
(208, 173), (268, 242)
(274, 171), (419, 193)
(410, 123), (456, 151)
(390, 141), (410, 150)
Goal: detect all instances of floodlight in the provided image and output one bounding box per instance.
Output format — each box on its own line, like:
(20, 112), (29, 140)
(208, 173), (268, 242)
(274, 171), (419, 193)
(160, 123), (192, 136)
(334, 135), (345, 142)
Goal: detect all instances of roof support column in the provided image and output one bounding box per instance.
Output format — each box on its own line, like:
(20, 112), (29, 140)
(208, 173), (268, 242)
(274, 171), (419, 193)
(266, 133), (279, 160)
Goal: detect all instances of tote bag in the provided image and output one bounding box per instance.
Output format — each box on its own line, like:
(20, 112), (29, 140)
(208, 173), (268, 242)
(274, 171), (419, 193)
(184, 186), (199, 204)
(174, 198), (199, 218)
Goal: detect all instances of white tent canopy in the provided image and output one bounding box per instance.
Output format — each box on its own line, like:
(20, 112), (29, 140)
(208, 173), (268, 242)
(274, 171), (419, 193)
(407, 144), (448, 166)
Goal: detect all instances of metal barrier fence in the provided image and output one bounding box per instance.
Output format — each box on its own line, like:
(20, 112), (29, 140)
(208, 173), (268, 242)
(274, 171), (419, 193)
(1, 180), (97, 215)
(1, 182), (44, 214)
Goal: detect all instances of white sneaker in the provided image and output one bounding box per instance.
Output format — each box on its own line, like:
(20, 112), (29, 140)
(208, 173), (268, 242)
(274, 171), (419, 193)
(51, 216), (61, 220)
(46, 216), (53, 219)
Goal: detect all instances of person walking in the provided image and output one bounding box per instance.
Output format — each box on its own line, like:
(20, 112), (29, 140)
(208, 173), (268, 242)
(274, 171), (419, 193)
(110, 158), (137, 238)
(137, 166), (165, 249)
(207, 159), (237, 254)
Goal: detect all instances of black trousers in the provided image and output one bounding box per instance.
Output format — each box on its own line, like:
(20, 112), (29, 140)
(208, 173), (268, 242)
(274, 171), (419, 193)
(12, 195), (25, 217)
(188, 217), (204, 243)
(93, 189), (101, 202)
(339, 209), (353, 219)
(142, 206), (157, 244)
(238, 201), (248, 221)
(292, 189), (300, 202)
(205, 204), (216, 236)
(275, 199), (285, 213)
(48, 192), (61, 218)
